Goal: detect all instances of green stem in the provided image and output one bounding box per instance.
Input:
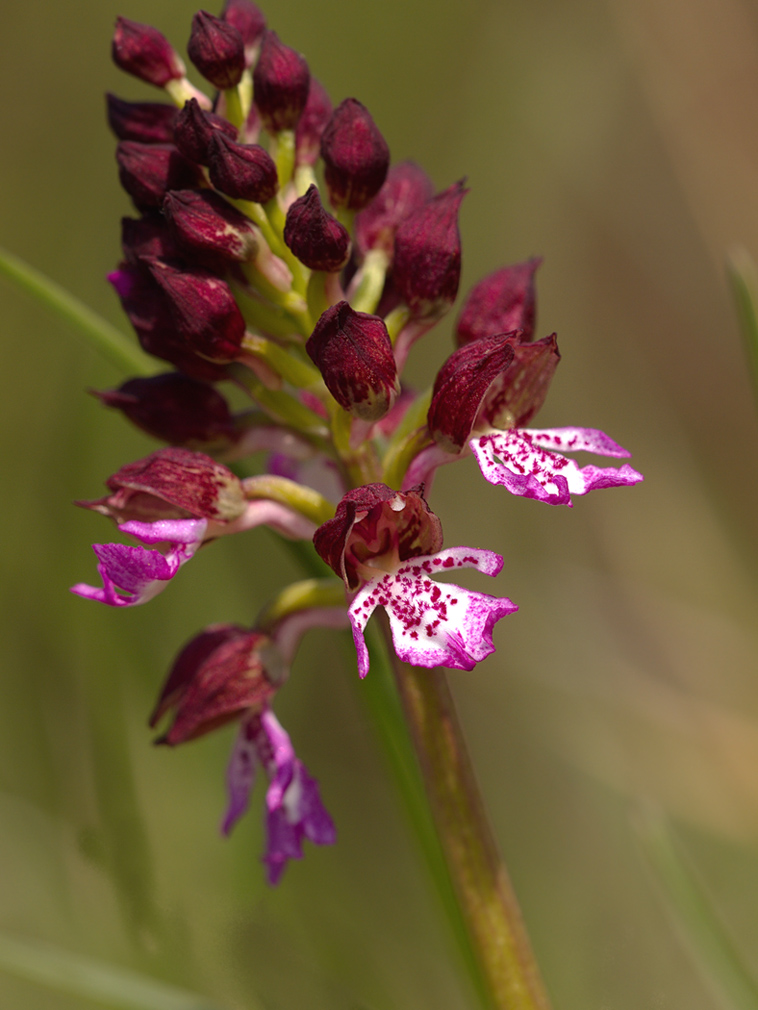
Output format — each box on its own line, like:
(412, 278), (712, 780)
(727, 247), (758, 413)
(0, 247), (155, 376)
(387, 646), (553, 1010)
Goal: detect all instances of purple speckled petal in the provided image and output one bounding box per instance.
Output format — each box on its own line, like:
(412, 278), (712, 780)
(221, 716), (259, 836)
(70, 535), (201, 607)
(348, 546), (516, 677)
(470, 428), (643, 506)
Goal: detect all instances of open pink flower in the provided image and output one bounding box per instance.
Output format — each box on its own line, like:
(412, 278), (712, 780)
(314, 484), (516, 677)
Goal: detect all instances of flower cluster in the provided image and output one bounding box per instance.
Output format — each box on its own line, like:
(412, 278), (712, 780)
(73, 0), (643, 883)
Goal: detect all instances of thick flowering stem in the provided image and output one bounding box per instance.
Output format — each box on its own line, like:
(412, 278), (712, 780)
(387, 637), (553, 1010)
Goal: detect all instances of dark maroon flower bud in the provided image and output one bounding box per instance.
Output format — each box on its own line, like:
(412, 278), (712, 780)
(106, 94), (177, 144)
(456, 257), (542, 346)
(295, 77), (332, 167)
(207, 132), (278, 203)
(314, 484), (443, 590)
(144, 257), (246, 362)
(108, 264), (226, 382)
(112, 17), (186, 88)
(427, 331), (560, 452)
(150, 624), (274, 743)
(163, 189), (258, 265)
(393, 179), (467, 319)
(116, 141), (204, 210)
(252, 30), (310, 133)
(283, 185), (350, 272)
(306, 301), (399, 422)
(79, 447), (247, 525)
(174, 98), (238, 164)
(92, 373), (237, 448)
(121, 215), (182, 263)
(355, 161), (434, 259)
(320, 99), (390, 212)
(222, 0), (266, 65)
(187, 11), (245, 90)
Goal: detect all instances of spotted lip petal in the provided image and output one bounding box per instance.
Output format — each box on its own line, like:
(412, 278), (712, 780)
(348, 546), (516, 677)
(470, 427), (644, 506)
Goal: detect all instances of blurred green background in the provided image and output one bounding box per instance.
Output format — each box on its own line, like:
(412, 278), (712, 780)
(2, 0), (758, 1006)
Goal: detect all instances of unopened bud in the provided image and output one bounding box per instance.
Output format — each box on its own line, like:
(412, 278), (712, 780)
(112, 17), (186, 88)
(174, 97), (238, 164)
(163, 189), (258, 265)
(116, 141), (204, 210)
(121, 215), (182, 263)
(284, 185), (350, 272)
(252, 30), (310, 133)
(106, 94), (177, 144)
(306, 301), (399, 421)
(144, 257), (246, 361)
(207, 132), (278, 203)
(295, 77), (332, 167)
(187, 10), (245, 90)
(92, 373), (237, 449)
(222, 0), (266, 65)
(320, 99), (390, 212)
(355, 160), (434, 259)
(456, 257), (541, 346)
(393, 179), (467, 319)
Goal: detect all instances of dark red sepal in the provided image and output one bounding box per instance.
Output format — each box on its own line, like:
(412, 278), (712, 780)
(221, 0), (266, 65)
(163, 189), (258, 265)
(106, 94), (177, 144)
(252, 30), (310, 133)
(393, 179), (467, 320)
(92, 373), (236, 448)
(187, 10), (245, 90)
(207, 133), (278, 203)
(306, 301), (399, 422)
(121, 215), (182, 264)
(295, 77), (332, 167)
(116, 141), (204, 211)
(284, 185), (350, 272)
(427, 332), (516, 452)
(174, 98), (238, 164)
(480, 333), (560, 429)
(112, 17), (185, 88)
(456, 258), (541, 346)
(143, 257), (246, 362)
(151, 624), (274, 743)
(313, 484), (443, 590)
(320, 99), (390, 212)
(354, 160), (434, 259)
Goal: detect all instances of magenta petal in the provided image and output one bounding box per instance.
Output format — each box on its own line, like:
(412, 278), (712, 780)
(221, 717), (259, 836)
(348, 547), (516, 676)
(70, 537), (201, 607)
(470, 428), (643, 506)
(119, 517), (208, 545)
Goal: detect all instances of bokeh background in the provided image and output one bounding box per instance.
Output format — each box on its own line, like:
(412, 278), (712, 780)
(2, 0), (758, 1006)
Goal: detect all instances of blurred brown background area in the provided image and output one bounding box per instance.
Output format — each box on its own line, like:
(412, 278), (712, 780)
(1, 0), (758, 1007)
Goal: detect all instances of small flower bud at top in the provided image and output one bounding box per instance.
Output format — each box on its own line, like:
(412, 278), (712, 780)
(295, 77), (332, 167)
(222, 0), (266, 65)
(163, 188), (258, 265)
(284, 185), (350, 272)
(207, 133), (278, 203)
(112, 17), (186, 88)
(116, 141), (204, 211)
(252, 30), (310, 133)
(144, 257), (246, 362)
(174, 98), (238, 165)
(320, 99), (390, 212)
(455, 257), (542, 346)
(355, 160), (434, 259)
(393, 179), (467, 320)
(187, 11), (245, 90)
(92, 373), (237, 449)
(306, 301), (399, 422)
(106, 94), (177, 144)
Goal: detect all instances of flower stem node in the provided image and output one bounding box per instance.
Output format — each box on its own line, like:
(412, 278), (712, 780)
(207, 132), (279, 203)
(284, 185), (350, 272)
(320, 99), (390, 212)
(112, 17), (186, 88)
(393, 179), (467, 320)
(187, 10), (246, 90)
(174, 97), (239, 164)
(252, 30), (310, 133)
(306, 301), (399, 422)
